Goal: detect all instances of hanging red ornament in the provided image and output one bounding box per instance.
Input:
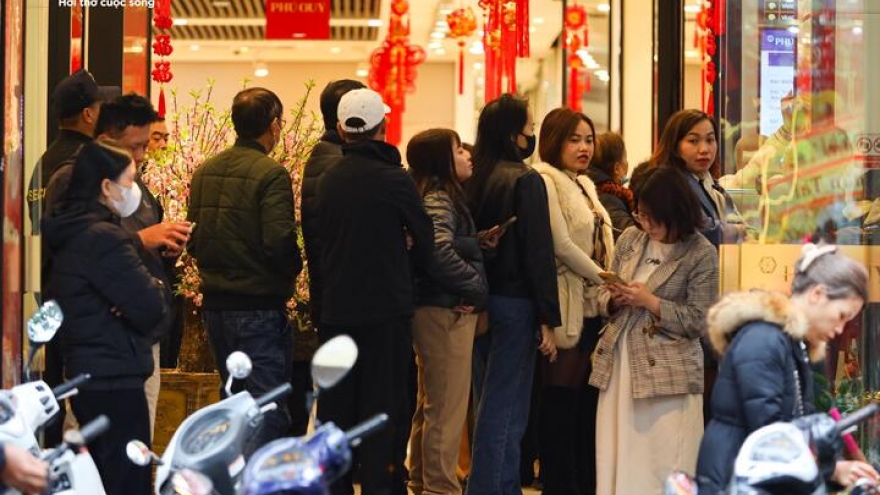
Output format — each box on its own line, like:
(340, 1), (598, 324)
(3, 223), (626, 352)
(151, 0), (174, 118)
(478, 0), (530, 102)
(447, 7), (478, 95)
(367, 0), (425, 145)
(698, 0), (717, 116)
(565, 4), (590, 111)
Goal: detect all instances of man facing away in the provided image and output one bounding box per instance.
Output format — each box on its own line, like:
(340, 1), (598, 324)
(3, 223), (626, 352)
(187, 87), (302, 456)
(316, 88), (433, 495)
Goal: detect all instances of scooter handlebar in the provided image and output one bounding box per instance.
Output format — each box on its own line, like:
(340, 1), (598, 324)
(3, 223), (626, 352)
(43, 415), (110, 465)
(835, 402), (880, 435)
(345, 413), (389, 446)
(52, 373), (91, 398)
(254, 383), (293, 408)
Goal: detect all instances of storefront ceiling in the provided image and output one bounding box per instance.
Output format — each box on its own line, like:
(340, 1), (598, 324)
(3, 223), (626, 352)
(163, 0), (584, 63)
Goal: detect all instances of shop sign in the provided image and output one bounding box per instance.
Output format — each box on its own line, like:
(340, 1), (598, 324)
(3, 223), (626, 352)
(265, 0), (330, 40)
(855, 133), (880, 169)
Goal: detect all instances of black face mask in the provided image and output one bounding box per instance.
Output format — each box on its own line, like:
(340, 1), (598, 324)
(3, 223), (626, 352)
(518, 133), (536, 159)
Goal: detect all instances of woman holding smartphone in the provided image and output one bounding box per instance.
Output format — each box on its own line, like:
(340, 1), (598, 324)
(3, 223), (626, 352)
(532, 108), (615, 495)
(590, 166), (718, 494)
(465, 94), (561, 495)
(405, 129), (488, 495)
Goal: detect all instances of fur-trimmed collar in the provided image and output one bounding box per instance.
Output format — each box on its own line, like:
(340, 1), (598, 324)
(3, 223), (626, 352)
(707, 289), (824, 362)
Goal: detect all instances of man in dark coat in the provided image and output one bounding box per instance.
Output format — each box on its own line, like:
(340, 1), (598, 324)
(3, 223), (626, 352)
(293, 79), (365, 436)
(187, 87), (302, 456)
(317, 88), (433, 495)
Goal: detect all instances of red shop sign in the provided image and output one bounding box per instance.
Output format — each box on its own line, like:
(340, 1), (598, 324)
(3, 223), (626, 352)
(265, 0), (330, 40)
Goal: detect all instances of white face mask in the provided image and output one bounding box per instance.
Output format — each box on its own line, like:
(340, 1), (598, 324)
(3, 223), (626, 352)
(109, 181), (142, 218)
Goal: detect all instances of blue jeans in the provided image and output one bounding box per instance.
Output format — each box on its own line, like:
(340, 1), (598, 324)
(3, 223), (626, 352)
(467, 296), (539, 495)
(203, 309), (292, 457)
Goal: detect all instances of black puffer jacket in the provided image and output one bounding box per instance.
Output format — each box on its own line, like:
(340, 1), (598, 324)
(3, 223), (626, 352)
(187, 138), (302, 310)
(42, 201), (169, 388)
(468, 160), (561, 327)
(300, 134), (344, 326)
(416, 190), (488, 310)
(585, 168), (635, 239)
(696, 290), (817, 495)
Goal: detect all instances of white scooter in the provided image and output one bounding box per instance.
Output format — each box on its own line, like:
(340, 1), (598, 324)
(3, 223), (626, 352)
(0, 300), (106, 495)
(129, 351), (293, 495)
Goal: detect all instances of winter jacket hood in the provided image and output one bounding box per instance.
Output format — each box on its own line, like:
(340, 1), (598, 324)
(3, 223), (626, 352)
(707, 289), (823, 362)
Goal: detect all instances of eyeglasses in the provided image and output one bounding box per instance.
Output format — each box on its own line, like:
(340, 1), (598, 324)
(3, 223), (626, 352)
(633, 210), (654, 225)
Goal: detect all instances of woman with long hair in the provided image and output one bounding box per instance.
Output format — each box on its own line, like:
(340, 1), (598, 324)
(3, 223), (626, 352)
(648, 109), (750, 247)
(406, 128), (488, 495)
(587, 132), (634, 238)
(590, 166), (718, 494)
(465, 94), (560, 495)
(42, 141), (168, 495)
(532, 108), (615, 495)
(697, 244), (878, 493)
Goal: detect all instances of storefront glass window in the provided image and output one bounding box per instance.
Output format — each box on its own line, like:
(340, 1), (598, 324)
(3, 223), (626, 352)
(716, 0), (880, 457)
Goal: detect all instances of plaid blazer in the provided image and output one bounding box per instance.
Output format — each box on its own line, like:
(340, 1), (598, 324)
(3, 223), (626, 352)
(588, 227), (719, 399)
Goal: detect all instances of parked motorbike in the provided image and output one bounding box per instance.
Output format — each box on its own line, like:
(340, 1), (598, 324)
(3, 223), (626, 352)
(236, 334), (389, 495)
(128, 350), (293, 495)
(0, 300), (106, 495)
(664, 402), (880, 495)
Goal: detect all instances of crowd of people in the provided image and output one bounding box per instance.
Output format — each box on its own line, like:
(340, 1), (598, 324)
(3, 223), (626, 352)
(6, 68), (874, 495)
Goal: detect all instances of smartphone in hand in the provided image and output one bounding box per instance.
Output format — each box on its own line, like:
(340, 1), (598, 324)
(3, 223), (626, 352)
(499, 215), (518, 230)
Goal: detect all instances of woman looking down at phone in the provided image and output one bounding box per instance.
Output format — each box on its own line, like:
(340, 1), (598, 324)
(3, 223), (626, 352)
(531, 108), (615, 495)
(590, 166), (719, 495)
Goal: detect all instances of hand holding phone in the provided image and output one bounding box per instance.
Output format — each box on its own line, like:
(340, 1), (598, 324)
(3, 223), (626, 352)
(499, 215), (518, 230)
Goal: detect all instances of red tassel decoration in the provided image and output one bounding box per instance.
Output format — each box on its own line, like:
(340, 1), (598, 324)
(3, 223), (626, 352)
(458, 47), (465, 94)
(447, 8), (477, 96)
(158, 87), (166, 119)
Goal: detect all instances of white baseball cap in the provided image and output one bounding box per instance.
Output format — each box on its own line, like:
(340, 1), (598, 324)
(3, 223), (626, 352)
(337, 88), (391, 133)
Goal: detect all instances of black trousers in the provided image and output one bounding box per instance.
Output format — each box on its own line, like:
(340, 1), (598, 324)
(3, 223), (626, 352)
(71, 387), (152, 495)
(318, 318), (413, 495)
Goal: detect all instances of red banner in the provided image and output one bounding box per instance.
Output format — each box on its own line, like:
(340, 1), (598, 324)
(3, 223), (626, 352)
(265, 0), (330, 40)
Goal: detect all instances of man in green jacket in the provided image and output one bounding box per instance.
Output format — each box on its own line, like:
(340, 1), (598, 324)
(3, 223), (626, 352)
(187, 88), (302, 455)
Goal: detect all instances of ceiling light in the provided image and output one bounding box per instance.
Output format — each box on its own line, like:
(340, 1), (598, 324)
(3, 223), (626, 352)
(685, 50), (699, 58)
(367, 19), (383, 27)
(473, 62), (483, 70)
(853, 26), (863, 35)
(173, 18), (188, 26)
(597, 4), (611, 13)
(254, 63), (269, 78)
(469, 41), (484, 55)
(212, 0), (231, 7)
(529, 26), (536, 33)
(533, 17), (544, 25)
(684, 5), (701, 13)
(330, 46), (342, 54)
(356, 68), (369, 77)
(440, 8), (452, 15)
(430, 31), (445, 39)
(434, 48), (447, 55)
(189, 44), (200, 51)
(239, 46), (250, 53)
(787, 26), (800, 34)
(428, 41), (443, 49)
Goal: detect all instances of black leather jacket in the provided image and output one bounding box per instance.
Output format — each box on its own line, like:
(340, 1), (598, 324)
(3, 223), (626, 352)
(416, 191), (488, 310)
(469, 160), (561, 327)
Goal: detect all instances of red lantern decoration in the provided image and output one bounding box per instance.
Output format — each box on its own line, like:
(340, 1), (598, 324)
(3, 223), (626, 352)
(479, 0), (530, 102)
(367, 0), (426, 145)
(152, 0), (174, 118)
(565, 4), (589, 111)
(446, 7), (478, 95)
(696, 0), (726, 116)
